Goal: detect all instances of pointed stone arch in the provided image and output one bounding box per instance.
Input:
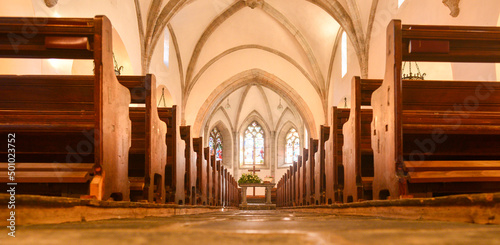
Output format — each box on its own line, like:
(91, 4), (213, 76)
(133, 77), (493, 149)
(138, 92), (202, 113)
(206, 120), (233, 169)
(192, 69), (317, 139)
(276, 120), (304, 169)
(238, 110), (272, 170)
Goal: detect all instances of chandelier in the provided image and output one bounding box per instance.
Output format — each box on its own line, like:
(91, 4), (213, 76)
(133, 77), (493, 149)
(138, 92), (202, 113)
(402, 61), (426, 80)
(113, 53), (123, 76)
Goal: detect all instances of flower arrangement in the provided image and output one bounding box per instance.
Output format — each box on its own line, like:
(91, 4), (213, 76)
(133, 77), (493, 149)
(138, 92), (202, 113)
(238, 173), (262, 184)
(263, 175), (274, 183)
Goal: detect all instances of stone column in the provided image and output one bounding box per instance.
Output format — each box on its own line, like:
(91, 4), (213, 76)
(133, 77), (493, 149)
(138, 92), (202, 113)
(265, 186), (272, 204)
(241, 186), (247, 205)
(270, 131), (276, 178)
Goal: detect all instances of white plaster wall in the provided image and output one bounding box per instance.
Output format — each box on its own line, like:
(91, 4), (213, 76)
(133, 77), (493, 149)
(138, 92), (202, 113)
(149, 29), (182, 107)
(328, 31), (362, 113)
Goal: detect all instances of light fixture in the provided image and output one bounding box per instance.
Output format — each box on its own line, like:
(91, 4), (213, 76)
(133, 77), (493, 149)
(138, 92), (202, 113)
(158, 88), (166, 107)
(277, 98), (283, 110)
(402, 61), (426, 80)
(225, 99), (231, 109)
(113, 53), (123, 76)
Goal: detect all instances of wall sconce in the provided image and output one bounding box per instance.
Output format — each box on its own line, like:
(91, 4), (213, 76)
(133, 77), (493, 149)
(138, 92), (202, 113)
(277, 98), (283, 110)
(225, 99), (231, 109)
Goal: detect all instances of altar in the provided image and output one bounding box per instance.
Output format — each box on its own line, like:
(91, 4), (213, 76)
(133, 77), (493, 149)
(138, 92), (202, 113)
(239, 183), (275, 206)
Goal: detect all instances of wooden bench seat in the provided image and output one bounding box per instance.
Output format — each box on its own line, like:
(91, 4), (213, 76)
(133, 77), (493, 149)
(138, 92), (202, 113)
(407, 161), (500, 183)
(180, 125), (197, 205)
(408, 170), (500, 183)
(371, 19), (500, 200)
(0, 16), (131, 201)
(295, 155), (302, 206)
(405, 161), (500, 171)
(158, 106), (179, 204)
(325, 107), (350, 204)
(129, 177), (145, 191)
(1, 171), (91, 183)
(342, 77), (382, 203)
(361, 177), (374, 191)
(0, 163), (93, 172)
(193, 137), (207, 205)
(307, 138), (318, 205)
(118, 75), (167, 203)
(316, 126), (330, 205)
(204, 147), (213, 205)
(301, 148), (308, 205)
(0, 162), (93, 183)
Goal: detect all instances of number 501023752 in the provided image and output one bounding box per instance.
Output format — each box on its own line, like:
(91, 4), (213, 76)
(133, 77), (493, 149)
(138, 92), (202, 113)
(7, 133), (16, 181)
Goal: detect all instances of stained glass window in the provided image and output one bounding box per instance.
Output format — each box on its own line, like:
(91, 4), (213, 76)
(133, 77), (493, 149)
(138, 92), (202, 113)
(244, 121), (265, 165)
(285, 128), (300, 164)
(209, 127), (223, 161)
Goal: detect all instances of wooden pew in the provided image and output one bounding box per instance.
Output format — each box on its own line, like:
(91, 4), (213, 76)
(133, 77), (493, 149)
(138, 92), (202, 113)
(193, 137), (207, 205)
(119, 75), (167, 203)
(289, 171), (292, 206)
(234, 177), (237, 206)
(316, 126), (330, 204)
(308, 139), (318, 205)
(204, 147), (212, 205)
(288, 164), (295, 206)
(222, 167), (226, 207)
(228, 172), (232, 206)
(180, 126), (197, 205)
(226, 169), (230, 207)
(228, 173), (232, 206)
(234, 177), (239, 206)
(284, 171), (289, 206)
(371, 19), (500, 199)
(0, 16), (131, 201)
(324, 107), (350, 204)
(293, 162), (298, 206)
(231, 177), (236, 206)
(301, 148), (308, 205)
(277, 178), (281, 207)
(296, 156), (302, 205)
(211, 155), (217, 206)
(342, 77), (382, 202)
(158, 106), (181, 204)
(216, 161), (222, 206)
(282, 176), (285, 206)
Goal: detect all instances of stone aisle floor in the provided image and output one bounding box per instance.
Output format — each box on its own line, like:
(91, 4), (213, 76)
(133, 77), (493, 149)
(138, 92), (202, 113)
(3, 210), (500, 245)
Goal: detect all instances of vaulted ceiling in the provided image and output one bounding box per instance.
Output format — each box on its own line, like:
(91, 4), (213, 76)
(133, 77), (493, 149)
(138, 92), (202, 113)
(135, 0), (380, 137)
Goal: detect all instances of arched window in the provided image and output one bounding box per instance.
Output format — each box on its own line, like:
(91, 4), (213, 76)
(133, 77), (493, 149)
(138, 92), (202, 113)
(341, 31), (347, 77)
(285, 128), (300, 164)
(163, 30), (169, 67)
(398, 0), (405, 8)
(209, 127), (223, 161)
(243, 121), (265, 165)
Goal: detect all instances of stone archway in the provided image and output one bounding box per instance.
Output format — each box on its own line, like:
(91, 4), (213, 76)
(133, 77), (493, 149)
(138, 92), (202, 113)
(192, 69), (317, 139)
